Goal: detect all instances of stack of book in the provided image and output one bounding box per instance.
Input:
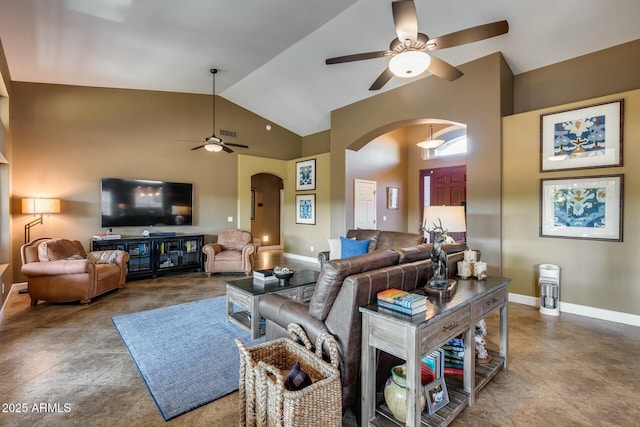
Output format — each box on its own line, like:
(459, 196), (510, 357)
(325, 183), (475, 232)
(421, 348), (444, 385)
(443, 337), (464, 376)
(376, 288), (427, 315)
(253, 268), (278, 283)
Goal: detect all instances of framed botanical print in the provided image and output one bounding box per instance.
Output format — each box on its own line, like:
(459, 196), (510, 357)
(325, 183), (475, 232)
(540, 99), (623, 171)
(295, 158), (316, 191)
(540, 174), (623, 241)
(295, 194), (315, 225)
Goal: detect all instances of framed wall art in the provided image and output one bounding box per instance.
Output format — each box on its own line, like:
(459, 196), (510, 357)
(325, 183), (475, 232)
(295, 194), (315, 225)
(540, 99), (623, 172)
(386, 187), (399, 209)
(540, 174), (623, 241)
(295, 158), (316, 191)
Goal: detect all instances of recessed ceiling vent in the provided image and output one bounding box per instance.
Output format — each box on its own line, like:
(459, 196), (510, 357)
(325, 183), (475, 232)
(220, 129), (237, 138)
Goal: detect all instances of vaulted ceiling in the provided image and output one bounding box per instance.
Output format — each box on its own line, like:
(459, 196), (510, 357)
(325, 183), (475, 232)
(1, 0), (639, 136)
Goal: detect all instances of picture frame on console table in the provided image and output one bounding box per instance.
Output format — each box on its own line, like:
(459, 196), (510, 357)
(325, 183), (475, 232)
(540, 99), (623, 172)
(425, 377), (449, 415)
(295, 158), (316, 191)
(540, 174), (623, 241)
(295, 194), (316, 225)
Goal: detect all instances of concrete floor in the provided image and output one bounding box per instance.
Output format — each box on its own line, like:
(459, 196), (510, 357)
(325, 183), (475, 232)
(1, 250), (639, 426)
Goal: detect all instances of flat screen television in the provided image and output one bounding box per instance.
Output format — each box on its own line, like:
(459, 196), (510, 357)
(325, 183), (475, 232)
(101, 177), (193, 227)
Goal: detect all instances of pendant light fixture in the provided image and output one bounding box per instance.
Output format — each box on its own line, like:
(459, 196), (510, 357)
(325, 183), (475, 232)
(417, 124), (446, 149)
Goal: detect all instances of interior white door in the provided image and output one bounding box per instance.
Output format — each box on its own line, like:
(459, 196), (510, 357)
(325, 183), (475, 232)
(354, 179), (376, 229)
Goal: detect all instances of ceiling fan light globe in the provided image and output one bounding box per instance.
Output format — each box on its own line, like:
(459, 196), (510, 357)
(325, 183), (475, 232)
(389, 51), (430, 78)
(204, 143), (223, 152)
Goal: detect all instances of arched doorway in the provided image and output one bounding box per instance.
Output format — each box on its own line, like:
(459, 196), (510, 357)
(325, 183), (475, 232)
(345, 118), (467, 236)
(250, 173), (283, 248)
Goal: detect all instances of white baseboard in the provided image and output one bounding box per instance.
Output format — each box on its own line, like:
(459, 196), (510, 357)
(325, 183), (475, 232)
(12, 282), (28, 292)
(259, 245), (283, 251)
(509, 292), (640, 327)
(283, 252), (319, 265)
(0, 282), (28, 327)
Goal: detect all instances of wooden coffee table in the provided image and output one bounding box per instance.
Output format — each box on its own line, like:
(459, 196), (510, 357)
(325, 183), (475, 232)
(225, 269), (319, 339)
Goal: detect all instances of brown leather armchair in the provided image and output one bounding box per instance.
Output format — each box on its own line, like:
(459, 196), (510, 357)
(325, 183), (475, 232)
(20, 238), (129, 306)
(202, 229), (255, 275)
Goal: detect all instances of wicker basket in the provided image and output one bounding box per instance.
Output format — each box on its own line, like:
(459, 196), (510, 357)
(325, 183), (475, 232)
(235, 323), (342, 427)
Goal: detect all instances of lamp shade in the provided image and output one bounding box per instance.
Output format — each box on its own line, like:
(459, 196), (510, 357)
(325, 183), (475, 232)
(423, 205), (466, 233)
(171, 205), (191, 216)
(22, 198), (61, 214)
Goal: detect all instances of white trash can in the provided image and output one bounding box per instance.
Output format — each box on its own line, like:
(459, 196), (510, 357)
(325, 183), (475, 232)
(538, 264), (560, 316)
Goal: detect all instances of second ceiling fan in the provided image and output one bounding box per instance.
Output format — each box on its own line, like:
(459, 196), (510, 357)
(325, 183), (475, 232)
(325, 0), (509, 90)
(190, 68), (249, 153)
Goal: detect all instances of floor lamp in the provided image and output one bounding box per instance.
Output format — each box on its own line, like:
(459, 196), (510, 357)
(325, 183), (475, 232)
(22, 198), (61, 244)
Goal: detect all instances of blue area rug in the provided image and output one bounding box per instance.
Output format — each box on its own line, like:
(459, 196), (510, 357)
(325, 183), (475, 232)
(112, 296), (264, 421)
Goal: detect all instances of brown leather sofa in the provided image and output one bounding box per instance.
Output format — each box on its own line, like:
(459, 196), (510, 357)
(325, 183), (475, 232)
(202, 229), (255, 275)
(21, 237), (129, 305)
(259, 242), (470, 415)
(318, 229), (424, 267)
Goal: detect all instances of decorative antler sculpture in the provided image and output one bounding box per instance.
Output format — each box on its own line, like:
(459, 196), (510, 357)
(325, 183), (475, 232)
(425, 219), (453, 290)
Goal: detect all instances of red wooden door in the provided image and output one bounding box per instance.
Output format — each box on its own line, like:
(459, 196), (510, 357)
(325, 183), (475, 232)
(420, 166), (467, 241)
(431, 166), (466, 206)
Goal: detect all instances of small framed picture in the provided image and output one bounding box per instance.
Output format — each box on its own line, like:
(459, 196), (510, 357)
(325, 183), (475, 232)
(425, 377), (449, 415)
(540, 99), (623, 172)
(295, 158), (316, 191)
(387, 187), (399, 210)
(540, 174), (623, 241)
(295, 194), (315, 225)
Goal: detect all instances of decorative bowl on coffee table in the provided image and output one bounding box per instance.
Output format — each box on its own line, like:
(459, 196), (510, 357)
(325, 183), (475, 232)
(274, 271), (294, 284)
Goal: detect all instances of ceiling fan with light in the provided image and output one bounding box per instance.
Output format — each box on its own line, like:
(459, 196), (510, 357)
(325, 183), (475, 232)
(325, 0), (509, 90)
(189, 68), (249, 153)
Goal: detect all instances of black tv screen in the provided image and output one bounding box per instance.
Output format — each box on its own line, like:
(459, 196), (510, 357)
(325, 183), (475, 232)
(101, 178), (193, 227)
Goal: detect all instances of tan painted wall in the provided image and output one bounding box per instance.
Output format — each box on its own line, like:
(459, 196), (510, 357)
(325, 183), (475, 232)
(301, 130), (330, 156)
(502, 89), (640, 316)
(514, 39), (640, 114)
(237, 152), (330, 259)
(330, 53), (511, 275)
(284, 153), (331, 258)
(346, 128), (409, 232)
(10, 82), (301, 280)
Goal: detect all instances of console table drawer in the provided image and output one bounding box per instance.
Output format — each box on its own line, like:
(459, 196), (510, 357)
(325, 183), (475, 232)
(421, 306), (470, 347)
(473, 286), (507, 318)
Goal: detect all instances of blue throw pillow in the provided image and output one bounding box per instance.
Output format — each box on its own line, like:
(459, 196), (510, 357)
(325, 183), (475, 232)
(340, 236), (369, 258)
